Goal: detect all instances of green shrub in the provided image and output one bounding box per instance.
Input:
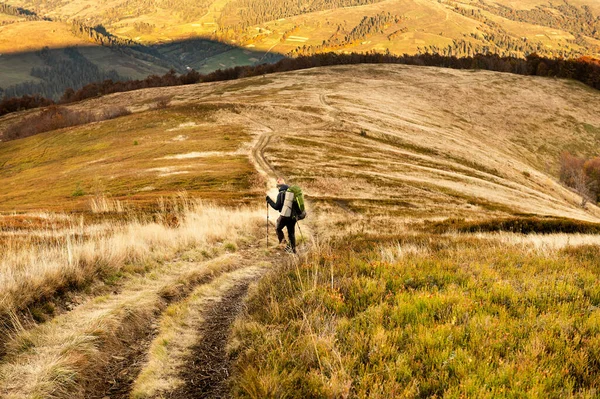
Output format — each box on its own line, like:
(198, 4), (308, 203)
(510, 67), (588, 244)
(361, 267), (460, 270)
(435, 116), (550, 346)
(72, 183), (85, 197)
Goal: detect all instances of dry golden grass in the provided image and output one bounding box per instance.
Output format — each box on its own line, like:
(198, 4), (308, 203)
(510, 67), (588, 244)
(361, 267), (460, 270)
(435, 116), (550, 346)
(5, 64), (598, 222)
(0, 201), (264, 399)
(3, 63), (599, 234)
(0, 199), (262, 330)
(0, 63), (599, 398)
(88, 194), (127, 213)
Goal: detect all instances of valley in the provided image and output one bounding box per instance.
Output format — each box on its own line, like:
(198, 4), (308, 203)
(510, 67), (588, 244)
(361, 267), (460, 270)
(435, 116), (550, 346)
(1, 0), (600, 99)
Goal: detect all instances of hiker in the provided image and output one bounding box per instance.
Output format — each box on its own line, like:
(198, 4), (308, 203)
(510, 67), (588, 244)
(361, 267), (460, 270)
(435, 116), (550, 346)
(266, 177), (301, 253)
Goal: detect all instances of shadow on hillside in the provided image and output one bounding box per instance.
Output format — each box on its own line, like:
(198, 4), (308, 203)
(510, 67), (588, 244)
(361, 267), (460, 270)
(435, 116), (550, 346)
(0, 37), (286, 100)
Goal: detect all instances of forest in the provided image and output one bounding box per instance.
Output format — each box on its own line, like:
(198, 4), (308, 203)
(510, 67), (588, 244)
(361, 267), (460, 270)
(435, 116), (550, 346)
(478, 0), (600, 41)
(0, 47), (124, 100)
(418, 1), (598, 59)
(290, 12), (401, 55)
(100, 0), (213, 25)
(219, 0), (384, 29)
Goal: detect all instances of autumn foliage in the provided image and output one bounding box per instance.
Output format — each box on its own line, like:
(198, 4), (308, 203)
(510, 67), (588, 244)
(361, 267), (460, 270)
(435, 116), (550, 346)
(560, 151), (600, 205)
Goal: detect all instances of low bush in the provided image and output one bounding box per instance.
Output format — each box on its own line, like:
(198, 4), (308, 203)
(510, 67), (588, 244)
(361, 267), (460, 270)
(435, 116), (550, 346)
(2, 105), (131, 140)
(0, 94), (54, 117)
(428, 216), (600, 235)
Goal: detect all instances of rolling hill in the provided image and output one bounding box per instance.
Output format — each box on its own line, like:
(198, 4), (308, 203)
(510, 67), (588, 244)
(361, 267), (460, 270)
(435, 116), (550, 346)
(1, 0), (600, 99)
(0, 64), (600, 397)
(1, 63), (599, 219)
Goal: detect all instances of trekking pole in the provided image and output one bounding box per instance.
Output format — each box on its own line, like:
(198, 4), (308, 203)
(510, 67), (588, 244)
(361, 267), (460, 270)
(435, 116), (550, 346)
(266, 202), (269, 249)
(297, 220), (304, 244)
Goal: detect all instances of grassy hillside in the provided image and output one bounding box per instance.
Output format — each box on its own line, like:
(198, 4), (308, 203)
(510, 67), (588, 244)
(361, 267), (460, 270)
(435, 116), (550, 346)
(0, 102), (262, 211)
(2, 64), (600, 218)
(0, 64), (600, 397)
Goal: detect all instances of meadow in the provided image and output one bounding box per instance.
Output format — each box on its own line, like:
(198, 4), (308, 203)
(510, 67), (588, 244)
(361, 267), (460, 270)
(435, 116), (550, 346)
(0, 64), (599, 397)
(230, 232), (600, 398)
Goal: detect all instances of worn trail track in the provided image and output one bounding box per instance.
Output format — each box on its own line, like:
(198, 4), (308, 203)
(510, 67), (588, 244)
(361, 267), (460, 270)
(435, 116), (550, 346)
(168, 283), (251, 399)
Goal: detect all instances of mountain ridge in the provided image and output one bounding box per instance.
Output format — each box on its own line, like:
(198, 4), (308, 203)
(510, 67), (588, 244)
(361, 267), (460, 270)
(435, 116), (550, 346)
(2, 0), (600, 98)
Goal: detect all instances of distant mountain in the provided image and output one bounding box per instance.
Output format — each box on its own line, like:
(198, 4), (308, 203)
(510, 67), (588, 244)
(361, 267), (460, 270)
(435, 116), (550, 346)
(1, 0), (599, 98)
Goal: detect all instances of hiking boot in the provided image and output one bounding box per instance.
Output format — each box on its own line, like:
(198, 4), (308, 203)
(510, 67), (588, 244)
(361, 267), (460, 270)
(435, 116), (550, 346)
(284, 245), (297, 254)
(278, 240), (287, 248)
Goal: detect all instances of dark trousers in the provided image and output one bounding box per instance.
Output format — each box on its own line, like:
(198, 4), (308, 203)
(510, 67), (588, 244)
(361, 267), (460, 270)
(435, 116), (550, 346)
(276, 216), (296, 250)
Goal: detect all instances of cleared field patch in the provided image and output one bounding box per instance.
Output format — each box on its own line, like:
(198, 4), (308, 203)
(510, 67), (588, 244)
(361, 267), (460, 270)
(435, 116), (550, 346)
(0, 20), (92, 54)
(0, 52), (44, 87)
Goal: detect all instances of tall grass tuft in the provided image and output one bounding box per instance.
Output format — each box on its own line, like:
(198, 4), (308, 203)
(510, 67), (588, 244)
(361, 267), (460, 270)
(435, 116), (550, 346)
(89, 195), (126, 214)
(0, 198), (262, 337)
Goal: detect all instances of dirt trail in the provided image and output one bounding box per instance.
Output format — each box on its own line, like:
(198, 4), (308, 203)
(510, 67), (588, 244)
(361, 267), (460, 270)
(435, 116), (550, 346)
(168, 282), (251, 399)
(251, 130), (276, 179)
(117, 114), (287, 399)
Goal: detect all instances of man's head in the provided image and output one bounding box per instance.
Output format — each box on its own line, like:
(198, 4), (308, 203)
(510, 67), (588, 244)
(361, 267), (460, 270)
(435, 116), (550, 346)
(276, 177), (286, 187)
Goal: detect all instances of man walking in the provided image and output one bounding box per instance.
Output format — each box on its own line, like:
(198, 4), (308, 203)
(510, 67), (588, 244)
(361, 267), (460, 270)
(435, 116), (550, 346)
(266, 177), (298, 253)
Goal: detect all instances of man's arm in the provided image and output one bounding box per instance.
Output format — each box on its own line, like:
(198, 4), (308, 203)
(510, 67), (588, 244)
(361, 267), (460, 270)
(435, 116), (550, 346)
(266, 191), (284, 211)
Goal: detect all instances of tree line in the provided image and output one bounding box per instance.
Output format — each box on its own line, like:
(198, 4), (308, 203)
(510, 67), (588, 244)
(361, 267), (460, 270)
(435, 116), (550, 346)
(219, 0), (384, 29)
(2, 104), (130, 141)
(290, 12), (401, 56)
(1, 51), (599, 118)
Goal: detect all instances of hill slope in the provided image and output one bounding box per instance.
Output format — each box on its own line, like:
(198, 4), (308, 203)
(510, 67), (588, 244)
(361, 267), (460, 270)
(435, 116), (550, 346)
(1, 64), (599, 221)
(1, 64), (600, 398)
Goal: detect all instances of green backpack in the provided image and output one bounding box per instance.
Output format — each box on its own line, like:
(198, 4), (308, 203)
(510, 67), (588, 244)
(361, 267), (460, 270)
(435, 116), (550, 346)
(287, 185), (307, 220)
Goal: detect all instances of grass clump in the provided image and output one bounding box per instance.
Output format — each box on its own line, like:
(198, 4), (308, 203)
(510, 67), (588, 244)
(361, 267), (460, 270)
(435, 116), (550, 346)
(72, 182), (85, 197)
(229, 236), (600, 398)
